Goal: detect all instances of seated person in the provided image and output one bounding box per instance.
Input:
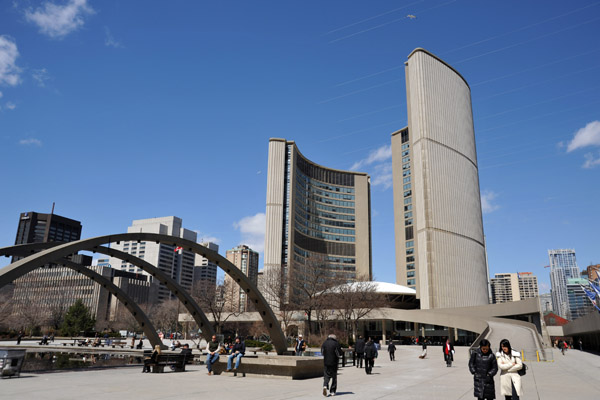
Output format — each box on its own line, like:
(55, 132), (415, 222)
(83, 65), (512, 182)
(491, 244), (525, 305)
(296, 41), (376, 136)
(205, 335), (221, 376)
(143, 345), (161, 373)
(226, 337), (246, 372)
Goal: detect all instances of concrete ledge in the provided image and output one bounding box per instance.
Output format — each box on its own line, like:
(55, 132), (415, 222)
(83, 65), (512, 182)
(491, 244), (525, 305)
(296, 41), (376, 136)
(208, 355), (323, 380)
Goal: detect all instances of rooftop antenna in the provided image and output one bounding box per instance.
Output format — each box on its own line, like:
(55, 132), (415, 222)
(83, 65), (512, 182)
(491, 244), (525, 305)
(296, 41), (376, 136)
(51, 202), (55, 214)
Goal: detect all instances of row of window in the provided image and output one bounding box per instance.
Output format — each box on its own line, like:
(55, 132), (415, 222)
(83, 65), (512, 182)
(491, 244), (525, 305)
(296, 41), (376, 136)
(296, 199), (355, 215)
(296, 170), (355, 194)
(296, 184), (355, 207)
(296, 177), (355, 200)
(295, 205), (356, 222)
(294, 217), (356, 236)
(294, 222), (356, 242)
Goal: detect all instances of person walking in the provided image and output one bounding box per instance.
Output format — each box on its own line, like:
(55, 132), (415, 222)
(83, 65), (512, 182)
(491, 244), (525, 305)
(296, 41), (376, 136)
(496, 339), (523, 400)
(419, 337), (428, 359)
(295, 334), (307, 356)
(469, 339), (498, 400)
(205, 335), (221, 376)
(443, 338), (454, 367)
(560, 340), (567, 355)
(16, 331), (23, 345)
(354, 335), (365, 368)
(387, 341), (396, 361)
(578, 338), (583, 351)
(321, 334), (342, 397)
(364, 337), (378, 375)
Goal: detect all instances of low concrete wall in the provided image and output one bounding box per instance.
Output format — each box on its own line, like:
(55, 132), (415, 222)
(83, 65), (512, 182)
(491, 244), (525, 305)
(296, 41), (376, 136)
(207, 355), (323, 379)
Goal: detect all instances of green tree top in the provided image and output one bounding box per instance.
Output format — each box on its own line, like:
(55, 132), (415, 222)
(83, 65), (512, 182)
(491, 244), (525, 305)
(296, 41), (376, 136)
(61, 299), (96, 336)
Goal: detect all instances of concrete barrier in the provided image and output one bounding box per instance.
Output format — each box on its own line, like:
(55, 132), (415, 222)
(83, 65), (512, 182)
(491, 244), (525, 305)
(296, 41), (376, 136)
(207, 355), (323, 379)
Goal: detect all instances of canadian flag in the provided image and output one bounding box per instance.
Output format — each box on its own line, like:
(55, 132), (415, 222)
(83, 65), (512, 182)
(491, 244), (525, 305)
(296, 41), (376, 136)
(174, 246), (183, 252)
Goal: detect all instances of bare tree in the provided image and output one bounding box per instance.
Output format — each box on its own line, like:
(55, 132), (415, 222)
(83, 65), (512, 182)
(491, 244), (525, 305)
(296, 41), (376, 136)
(149, 299), (180, 334)
(289, 254), (344, 341)
(0, 286), (14, 332)
(191, 278), (241, 334)
(260, 266), (296, 335)
(11, 297), (48, 335)
(330, 277), (382, 343)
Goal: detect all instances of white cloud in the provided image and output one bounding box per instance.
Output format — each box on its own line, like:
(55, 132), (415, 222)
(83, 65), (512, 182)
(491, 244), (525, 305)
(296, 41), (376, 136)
(233, 213), (266, 253)
(370, 162), (393, 189)
(566, 120), (600, 152)
(25, 0), (95, 39)
(583, 152), (600, 169)
(19, 138), (42, 146)
(350, 144), (392, 171)
(5, 101), (16, 110)
(104, 26), (123, 48)
(192, 230), (221, 245)
(0, 35), (21, 86)
(31, 68), (50, 87)
(481, 190), (499, 214)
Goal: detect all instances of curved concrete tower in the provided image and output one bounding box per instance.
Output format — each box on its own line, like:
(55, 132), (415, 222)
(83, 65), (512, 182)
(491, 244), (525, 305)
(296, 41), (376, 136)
(392, 48), (489, 309)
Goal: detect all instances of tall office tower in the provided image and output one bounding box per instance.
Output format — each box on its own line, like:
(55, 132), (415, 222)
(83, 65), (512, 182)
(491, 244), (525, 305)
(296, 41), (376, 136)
(193, 242), (219, 290)
(490, 272), (539, 304)
(108, 217), (197, 302)
(566, 278), (594, 320)
(518, 272), (539, 299)
(490, 273), (520, 303)
(224, 245), (259, 312)
(12, 211), (82, 262)
(549, 249), (580, 319)
(264, 139), (372, 306)
(539, 292), (553, 313)
(392, 48), (488, 309)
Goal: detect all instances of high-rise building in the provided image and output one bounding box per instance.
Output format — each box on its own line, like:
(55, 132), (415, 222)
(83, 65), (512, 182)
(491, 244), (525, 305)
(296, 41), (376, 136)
(12, 211), (82, 262)
(566, 278), (594, 320)
(193, 242), (219, 290)
(490, 272), (539, 304)
(108, 216), (197, 302)
(539, 292), (553, 313)
(586, 264), (600, 283)
(264, 139), (372, 305)
(548, 249), (580, 319)
(518, 272), (539, 299)
(225, 245), (259, 312)
(392, 48), (488, 309)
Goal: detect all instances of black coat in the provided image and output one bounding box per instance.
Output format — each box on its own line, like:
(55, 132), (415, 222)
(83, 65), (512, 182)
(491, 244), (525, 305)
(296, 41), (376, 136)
(468, 349), (498, 399)
(364, 341), (378, 359)
(443, 342), (454, 361)
(355, 338), (365, 354)
(388, 343), (396, 353)
(232, 341), (245, 355)
(321, 337), (342, 367)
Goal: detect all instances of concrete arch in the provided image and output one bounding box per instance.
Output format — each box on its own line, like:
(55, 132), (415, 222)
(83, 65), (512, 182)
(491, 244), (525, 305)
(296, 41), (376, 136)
(0, 233), (288, 354)
(1, 242), (216, 341)
(1, 252), (164, 349)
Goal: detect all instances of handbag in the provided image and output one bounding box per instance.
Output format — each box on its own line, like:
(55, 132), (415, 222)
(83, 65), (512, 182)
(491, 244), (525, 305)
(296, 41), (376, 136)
(517, 362), (527, 376)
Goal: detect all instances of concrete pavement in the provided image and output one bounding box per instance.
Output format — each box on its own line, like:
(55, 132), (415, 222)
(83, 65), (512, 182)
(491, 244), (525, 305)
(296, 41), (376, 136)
(1, 345), (599, 399)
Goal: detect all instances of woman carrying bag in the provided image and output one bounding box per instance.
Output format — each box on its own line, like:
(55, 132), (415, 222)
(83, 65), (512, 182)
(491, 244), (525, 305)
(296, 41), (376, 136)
(496, 339), (523, 400)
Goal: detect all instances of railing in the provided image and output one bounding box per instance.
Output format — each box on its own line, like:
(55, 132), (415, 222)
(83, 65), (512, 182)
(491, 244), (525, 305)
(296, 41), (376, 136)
(520, 348), (554, 362)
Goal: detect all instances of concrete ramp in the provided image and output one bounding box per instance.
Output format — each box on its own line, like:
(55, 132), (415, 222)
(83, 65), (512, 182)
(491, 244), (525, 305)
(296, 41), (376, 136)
(484, 319), (547, 361)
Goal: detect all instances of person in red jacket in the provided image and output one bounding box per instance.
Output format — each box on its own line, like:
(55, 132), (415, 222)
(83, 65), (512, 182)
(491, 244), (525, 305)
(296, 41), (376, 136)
(443, 337), (455, 367)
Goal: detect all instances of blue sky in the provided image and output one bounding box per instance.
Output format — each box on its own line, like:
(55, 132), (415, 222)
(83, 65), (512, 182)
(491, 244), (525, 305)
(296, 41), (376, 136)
(1, 0), (599, 294)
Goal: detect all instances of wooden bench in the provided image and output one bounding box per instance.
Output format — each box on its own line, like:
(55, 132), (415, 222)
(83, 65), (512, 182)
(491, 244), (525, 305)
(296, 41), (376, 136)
(145, 353), (193, 373)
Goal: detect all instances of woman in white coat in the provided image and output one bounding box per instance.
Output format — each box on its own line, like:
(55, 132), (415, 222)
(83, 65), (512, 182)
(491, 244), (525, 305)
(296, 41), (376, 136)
(496, 339), (523, 400)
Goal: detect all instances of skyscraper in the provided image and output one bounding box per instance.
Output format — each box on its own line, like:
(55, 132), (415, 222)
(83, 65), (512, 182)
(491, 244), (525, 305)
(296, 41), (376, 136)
(108, 216), (197, 302)
(549, 249), (580, 319)
(193, 242), (219, 290)
(566, 278), (594, 320)
(264, 139), (372, 305)
(392, 48), (488, 309)
(225, 244), (259, 312)
(490, 272), (539, 304)
(12, 211), (82, 262)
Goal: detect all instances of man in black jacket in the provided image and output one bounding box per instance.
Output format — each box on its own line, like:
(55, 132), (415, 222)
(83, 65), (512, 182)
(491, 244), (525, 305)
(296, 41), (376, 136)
(321, 334), (342, 397)
(355, 335), (365, 368)
(226, 337), (246, 371)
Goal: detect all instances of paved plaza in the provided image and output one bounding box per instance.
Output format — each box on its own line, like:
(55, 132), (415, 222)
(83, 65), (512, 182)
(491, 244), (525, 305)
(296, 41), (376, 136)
(2, 345), (599, 399)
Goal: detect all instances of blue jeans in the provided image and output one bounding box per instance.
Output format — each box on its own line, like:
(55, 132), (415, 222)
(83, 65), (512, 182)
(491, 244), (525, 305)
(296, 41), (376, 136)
(227, 353), (243, 369)
(206, 353), (219, 372)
